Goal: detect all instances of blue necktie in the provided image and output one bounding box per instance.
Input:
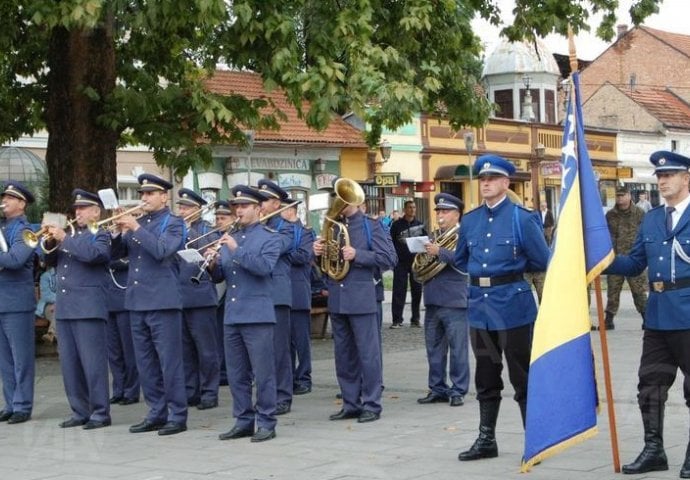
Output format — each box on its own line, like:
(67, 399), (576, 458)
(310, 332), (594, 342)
(666, 206), (675, 234)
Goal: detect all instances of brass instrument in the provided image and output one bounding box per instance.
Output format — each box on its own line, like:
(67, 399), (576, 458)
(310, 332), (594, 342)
(320, 178), (365, 281)
(412, 224), (460, 283)
(23, 219), (77, 254)
(184, 219), (237, 249)
(88, 204), (145, 234)
(181, 203), (214, 227)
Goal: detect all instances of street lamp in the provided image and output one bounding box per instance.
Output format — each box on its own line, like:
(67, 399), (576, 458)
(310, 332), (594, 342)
(464, 131), (475, 208)
(522, 74), (535, 122)
(244, 130), (255, 184)
(531, 142), (546, 207)
(379, 139), (392, 163)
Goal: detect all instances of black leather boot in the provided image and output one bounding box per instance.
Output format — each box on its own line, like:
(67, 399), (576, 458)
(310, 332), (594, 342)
(622, 402), (668, 474)
(604, 312), (615, 330)
(680, 442), (690, 479)
(519, 400), (527, 429)
(458, 400), (500, 461)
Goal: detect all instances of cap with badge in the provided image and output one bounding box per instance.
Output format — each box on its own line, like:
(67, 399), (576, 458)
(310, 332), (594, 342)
(473, 154), (516, 178)
(650, 150), (690, 174)
(137, 173), (173, 192)
(176, 188), (206, 207)
(615, 185), (630, 195)
(1, 180), (35, 204)
(434, 193), (464, 211)
(257, 179), (289, 202)
(215, 200), (234, 215)
(230, 185), (268, 205)
(72, 189), (103, 208)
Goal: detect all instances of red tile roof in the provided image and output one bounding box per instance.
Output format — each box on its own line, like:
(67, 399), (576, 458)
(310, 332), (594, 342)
(641, 26), (690, 59)
(204, 70), (367, 147)
(623, 86), (690, 130)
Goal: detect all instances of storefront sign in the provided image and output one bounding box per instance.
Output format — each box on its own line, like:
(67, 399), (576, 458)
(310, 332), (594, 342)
(415, 181), (436, 192)
(593, 166), (618, 180)
(617, 167), (633, 179)
(374, 172), (400, 187)
(278, 173), (312, 189)
(540, 161), (562, 177)
(315, 173), (338, 190)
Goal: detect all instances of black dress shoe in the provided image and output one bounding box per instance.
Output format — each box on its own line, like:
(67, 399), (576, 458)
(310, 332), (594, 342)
(275, 403), (291, 415)
(329, 409), (361, 421)
(335, 392), (343, 399)
(450, 396), (465, 407)
(109, 395), (124, 404)
(218, 425), (254, 440)
(158, 421), (187, 436)
(357, 411), (380, 423)
(417, 392), (448, 404)
(0, 410), (13, 422)
(293, 385), (311, 395)
(7, 412), (31, 424)
(129, 420), (165, 433)
(119, 397), (139, 406)
(60, 418), (87, 428)
(250, 428), (276, 443)
(197, 399), (218, 410)
(83, 419), (111, 430)
(187, 398), (200, 407)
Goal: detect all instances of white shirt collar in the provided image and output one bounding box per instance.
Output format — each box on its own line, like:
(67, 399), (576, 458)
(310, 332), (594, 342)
(670, 194), (690, 229)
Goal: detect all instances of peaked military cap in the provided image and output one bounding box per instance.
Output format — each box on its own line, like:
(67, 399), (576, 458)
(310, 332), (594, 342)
(214, 200), (233, 215)
(230, 185), (268, 205)
(1, 181), (35, 204)
(176, 188), (206, 207)
(473, 154), (516, 177)
(650, 150), (690, 174)
(434, 193), (463, 211)
(137, 173), (173, 192)
(257, 178), (289, 201)
(72, 189), (103, 208)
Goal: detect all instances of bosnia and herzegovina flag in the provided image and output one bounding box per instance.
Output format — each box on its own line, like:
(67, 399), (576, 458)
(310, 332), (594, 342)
(521, 71), (614, 471)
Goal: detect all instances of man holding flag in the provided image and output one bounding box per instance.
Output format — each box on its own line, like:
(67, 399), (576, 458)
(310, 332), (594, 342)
(605, 150), (690, 478)
(455, 155), (550, 462)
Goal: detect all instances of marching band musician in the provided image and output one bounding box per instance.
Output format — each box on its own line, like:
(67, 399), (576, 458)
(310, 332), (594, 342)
(176, 188), (220, 410)
(44, 189), (112, 429)
(256, 179), (295, 415)
(0, 181), (36, 424)
(313, 186), (397, 423)
(416, 193), (470, 408)
(211, 185), (281, 442)
(112, 173), (188, 436)
(279, 198), (315, 396)
(106, 258), (140, 406)
(214, 200), (235, 387)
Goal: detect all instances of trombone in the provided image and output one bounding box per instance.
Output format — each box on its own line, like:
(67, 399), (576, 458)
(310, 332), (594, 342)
(23, 219), (77, 254)
(88, 204), (145, 234)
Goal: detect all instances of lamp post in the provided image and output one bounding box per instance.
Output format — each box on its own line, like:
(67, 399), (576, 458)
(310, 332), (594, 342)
(521, 74), (535, 122)
(464, 131), (475, 208)
(531, 142), (546, 208)
(244, 130), (255, 184)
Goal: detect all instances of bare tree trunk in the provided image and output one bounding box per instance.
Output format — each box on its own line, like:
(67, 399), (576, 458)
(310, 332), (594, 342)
(45, 24), (118, 213)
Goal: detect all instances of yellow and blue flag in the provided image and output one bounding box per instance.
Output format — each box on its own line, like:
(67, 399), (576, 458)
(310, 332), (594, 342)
(521, 72), (614, 471)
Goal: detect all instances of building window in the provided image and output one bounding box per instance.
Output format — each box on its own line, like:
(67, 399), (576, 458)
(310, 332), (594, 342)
(544, 90), (556, 124)
(117, 184), (140, 206)
(671, 140), (679, 152)
(493, 89), (513, 119)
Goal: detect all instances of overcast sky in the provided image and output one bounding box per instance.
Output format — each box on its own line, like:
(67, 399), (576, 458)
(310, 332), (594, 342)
(472, 0), (689, 61)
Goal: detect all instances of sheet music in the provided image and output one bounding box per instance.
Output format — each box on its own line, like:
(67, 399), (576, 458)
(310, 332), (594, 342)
(177, 248), (204, 264)
(405, 236), (430, 253)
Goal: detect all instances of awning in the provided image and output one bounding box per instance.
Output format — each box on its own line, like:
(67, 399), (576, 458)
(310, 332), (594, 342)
(435, 165), (470, 179)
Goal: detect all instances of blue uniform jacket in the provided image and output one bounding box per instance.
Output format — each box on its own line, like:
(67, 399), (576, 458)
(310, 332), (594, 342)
(265, 216), (294, 307)
(606, 204), (690, 330)
(0, 215), (36, 313)
(113, 207), (184, 311)
(211, 222), (280, 325)
(326, 211), (398, 315)
(286, 220), (314, 311)
(454, 200), (550, 330)
(46, 227), (111, 320)
(424, 240), (469, 309)
(178, 219), (219, 308)
(106, 258), (128, 313)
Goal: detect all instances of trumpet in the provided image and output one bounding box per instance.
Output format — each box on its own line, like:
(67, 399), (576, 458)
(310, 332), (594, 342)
(184, 219), (237, 249)
(181, 204), (214, 227)
(23, 219), (77, 254)
(88, 204), (145, 234)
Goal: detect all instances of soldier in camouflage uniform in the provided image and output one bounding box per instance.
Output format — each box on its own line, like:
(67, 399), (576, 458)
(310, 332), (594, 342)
(595, 186), (648, 330)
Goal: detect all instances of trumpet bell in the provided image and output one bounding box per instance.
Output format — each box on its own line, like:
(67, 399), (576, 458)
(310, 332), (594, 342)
(22, 229), (40, 249)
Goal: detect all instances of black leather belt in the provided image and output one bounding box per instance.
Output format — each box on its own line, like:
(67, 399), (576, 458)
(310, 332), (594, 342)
(649, 278), (690, 293)
(470, 273), (523, 287)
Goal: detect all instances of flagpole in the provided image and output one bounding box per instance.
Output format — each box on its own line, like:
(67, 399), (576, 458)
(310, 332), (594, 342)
(568, 26), (621, 473)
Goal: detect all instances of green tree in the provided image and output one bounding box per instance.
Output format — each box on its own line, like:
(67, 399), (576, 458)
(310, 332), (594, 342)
(0, 0), (662, 211)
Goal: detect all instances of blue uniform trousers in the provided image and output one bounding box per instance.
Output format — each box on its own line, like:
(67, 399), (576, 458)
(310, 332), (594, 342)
(130, 309), (187, 424)
(392, 261), (422, 324)
(0, 311), (34, 414)
(106, 311), (140, 401)
(56, 319), (110, 422)
(424, 306), (470, 398)
(274, 306), (292, 405)
(216, 300), (227, 386)
(332, 312), (383, 414)
(182, 306), (220, 404)
(290, 309), (312, 389)
(225, 323), (277, 431)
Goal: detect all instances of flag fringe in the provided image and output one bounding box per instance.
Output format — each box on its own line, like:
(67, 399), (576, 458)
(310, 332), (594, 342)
(586, 250), (615, 284)
(520, 426), (598, 473)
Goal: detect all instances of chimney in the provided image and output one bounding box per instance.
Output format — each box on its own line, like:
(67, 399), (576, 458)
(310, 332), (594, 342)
(617, 24), (628, 39)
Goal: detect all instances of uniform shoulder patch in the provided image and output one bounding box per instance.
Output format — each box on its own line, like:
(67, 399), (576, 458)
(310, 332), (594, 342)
(263, 226), (277, 233)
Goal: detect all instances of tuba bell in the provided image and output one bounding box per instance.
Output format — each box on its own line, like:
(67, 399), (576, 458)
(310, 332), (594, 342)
(412, 223), (459, 283)
(320, 178), (365, 281)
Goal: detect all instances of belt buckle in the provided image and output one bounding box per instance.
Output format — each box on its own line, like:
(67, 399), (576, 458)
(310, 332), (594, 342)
(479, 277), (491, 287)
(651, 281), (665, 293)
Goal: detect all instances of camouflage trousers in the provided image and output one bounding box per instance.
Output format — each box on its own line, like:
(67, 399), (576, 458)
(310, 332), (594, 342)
(606, 272), (648, 316)
(525, 272), (546, 304)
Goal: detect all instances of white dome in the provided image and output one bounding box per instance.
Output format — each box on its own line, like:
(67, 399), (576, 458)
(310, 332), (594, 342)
(482, 38), (560, 77)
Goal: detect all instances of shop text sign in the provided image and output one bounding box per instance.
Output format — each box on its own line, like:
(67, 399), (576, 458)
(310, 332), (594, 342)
(374, 172), (400, 187)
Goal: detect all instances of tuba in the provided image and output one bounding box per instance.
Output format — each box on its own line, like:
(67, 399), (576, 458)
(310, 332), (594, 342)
(412, 224), (459, 283)
(320, 178), (365, 281)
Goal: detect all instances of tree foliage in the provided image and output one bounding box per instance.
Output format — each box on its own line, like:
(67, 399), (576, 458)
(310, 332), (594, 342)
(0, 0), (663, 192)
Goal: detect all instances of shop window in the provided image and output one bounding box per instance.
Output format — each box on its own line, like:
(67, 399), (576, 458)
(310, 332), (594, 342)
(493, 89), (513, 119)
